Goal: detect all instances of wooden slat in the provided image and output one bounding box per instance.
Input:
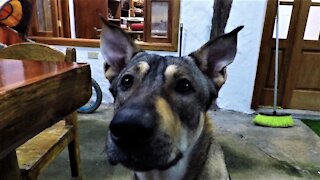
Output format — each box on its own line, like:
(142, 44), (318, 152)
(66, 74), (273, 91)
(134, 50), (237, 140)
(16, 122), (73, 174)
(277, 0), (303, 107)
(311, 2), (320, 6)
(282, 0), (311, 107)
(280, 1), (294, 6)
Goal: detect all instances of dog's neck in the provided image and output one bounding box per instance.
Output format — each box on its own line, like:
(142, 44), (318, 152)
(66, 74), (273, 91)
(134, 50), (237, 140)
(134, 113), (213, 180)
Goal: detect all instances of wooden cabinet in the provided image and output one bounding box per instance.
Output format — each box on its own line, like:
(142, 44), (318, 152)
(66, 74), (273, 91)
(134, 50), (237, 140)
(107, 0), (144, 40)
(73, 0), (145, 39)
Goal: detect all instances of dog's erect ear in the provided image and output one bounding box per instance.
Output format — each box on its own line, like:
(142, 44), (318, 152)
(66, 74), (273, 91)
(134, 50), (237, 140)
(189, 26), (244, 89)
(100, 16), (141, 81)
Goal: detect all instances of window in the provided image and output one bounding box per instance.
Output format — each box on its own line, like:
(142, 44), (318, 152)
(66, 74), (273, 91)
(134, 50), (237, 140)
(28, 0), (70, 38)
(304, 6), (320, 40)
(28, 0), (180, 51)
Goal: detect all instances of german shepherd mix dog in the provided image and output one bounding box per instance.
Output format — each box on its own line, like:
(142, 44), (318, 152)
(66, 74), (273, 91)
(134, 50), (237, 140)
(101, 17), (243, 180)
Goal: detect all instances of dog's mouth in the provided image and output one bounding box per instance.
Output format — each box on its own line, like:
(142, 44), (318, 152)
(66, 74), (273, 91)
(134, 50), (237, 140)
(106, 132), (184, 171)
(108, 150), (183, 172)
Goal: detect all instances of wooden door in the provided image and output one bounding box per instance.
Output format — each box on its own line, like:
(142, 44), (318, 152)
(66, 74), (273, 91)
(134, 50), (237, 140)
(74, 0), (108, 39)
(252, 0), (320, 111)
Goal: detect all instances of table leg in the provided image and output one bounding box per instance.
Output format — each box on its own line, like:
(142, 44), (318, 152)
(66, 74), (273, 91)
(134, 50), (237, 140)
(0, 151), (21, 180)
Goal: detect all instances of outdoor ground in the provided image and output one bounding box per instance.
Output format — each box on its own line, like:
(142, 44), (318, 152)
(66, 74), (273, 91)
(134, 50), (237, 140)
(39, 104), (320, 180)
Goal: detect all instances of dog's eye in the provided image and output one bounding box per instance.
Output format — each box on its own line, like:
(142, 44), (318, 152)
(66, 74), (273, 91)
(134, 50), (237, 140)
(121, 74), (134, 90)
(175, 78), (194, 94)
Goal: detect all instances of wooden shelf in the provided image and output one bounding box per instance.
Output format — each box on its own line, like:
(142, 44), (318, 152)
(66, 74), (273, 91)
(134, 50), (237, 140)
(125, 30), (143, 34)
(108, 18), (121, 22)
(108, 18), (121, 26)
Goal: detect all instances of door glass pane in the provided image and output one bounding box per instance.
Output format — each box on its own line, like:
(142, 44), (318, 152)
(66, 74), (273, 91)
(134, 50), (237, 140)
(272, 5), (293, 39)
(151, 2), (168, 38)
(281, 0), (294, 2)
(312, 0), (320, 2)
(304, 6), (320, 40)
(36, 0), (52, 32)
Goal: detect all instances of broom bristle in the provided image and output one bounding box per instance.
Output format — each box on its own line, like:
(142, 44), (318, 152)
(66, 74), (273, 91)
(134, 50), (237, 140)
(253, 114), (294, 127)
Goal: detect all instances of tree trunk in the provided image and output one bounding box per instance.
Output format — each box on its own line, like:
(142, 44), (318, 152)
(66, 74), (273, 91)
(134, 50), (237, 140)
(210, 0), (233, 40)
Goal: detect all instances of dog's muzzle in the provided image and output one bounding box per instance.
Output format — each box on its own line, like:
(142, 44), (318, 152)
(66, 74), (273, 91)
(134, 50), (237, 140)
(107, 106), (183, 171)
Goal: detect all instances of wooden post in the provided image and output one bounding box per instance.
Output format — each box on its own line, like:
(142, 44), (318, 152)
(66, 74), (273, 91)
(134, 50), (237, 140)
(65, 48), (83, 179)
(210, 0), (233, 40)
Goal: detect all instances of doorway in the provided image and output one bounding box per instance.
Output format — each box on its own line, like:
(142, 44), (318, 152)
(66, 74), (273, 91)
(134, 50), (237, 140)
(252, 0), (320, 111)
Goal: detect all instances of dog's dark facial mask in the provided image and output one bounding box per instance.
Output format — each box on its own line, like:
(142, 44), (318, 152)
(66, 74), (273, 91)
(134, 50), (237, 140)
(101, 18), (243, 172)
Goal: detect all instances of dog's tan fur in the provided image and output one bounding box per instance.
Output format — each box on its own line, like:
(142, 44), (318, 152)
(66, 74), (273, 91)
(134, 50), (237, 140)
(155, 97), (181, 143)
(137, 61), (150, 76)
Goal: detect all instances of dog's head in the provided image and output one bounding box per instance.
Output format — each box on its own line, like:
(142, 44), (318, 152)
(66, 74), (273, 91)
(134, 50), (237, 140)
(101, 18), (243, 172)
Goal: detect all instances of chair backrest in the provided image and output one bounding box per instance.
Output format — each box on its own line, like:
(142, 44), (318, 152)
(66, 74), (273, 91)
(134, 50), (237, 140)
(0, 42), (67, 62)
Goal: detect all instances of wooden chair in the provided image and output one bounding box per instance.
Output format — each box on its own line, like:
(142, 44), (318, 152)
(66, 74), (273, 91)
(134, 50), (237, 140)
(0, 42), (82, 180)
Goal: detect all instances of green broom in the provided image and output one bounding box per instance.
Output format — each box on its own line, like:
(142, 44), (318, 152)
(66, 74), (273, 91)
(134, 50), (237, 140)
(253, 0), (294, 127)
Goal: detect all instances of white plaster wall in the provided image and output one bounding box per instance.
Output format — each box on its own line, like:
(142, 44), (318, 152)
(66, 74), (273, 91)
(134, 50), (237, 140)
(220, 0), (267, 113)
(55, 0), (267, 113)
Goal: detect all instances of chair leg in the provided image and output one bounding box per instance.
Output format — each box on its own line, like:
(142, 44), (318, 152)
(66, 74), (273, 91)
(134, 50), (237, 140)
(68, 140), (81, 179)
(65, 112), (82, 179)
(0, 151), (22, 180)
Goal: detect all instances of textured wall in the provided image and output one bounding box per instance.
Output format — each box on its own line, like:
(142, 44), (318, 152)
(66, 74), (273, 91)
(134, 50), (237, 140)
(219, 0), (267, 113)
(55, 0), (267, 113)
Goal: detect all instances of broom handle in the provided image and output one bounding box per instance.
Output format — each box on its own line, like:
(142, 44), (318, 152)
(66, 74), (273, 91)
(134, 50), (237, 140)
(179, 23), (183, 57)
(274, 0), (280, 114)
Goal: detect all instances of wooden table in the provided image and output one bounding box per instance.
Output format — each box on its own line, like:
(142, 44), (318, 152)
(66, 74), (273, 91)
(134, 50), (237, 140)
(0, 59), (91, 179)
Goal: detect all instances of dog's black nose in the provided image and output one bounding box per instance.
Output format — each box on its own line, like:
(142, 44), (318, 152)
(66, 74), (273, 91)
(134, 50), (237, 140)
(109, 107), (156, 147)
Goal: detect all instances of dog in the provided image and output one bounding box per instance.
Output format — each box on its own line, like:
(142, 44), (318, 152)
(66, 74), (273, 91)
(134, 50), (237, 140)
(100, 17), (243, 180)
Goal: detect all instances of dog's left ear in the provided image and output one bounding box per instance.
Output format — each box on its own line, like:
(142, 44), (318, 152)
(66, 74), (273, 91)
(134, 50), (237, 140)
(190, 26), (244, 89)
(100, 16), (142, 81)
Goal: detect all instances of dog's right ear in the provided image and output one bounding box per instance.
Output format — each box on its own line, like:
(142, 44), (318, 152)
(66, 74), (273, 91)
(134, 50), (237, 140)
(100, 16), (141, 81)
(189, 26), (243, 90)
